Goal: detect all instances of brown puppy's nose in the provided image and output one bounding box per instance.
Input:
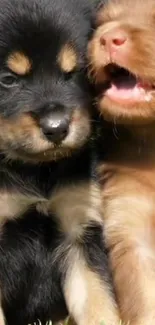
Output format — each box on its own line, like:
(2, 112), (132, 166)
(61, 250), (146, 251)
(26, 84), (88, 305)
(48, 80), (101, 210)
(100, 28), (127, 49)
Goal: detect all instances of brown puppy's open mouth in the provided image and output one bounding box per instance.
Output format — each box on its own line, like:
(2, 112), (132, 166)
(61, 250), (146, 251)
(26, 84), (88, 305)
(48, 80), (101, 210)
(102, 63), (155, 103)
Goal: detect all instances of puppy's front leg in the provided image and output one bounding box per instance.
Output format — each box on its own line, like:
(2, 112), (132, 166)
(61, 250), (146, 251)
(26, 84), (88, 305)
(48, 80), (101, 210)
(63, 236), (120, 325)
(103, 191), (155, 325)
(0, 306), (5, 325)
(50, 182), (120, 325)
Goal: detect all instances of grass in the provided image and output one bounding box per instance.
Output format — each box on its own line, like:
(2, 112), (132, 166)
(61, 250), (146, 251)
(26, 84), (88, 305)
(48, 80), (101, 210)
(29, 319), (126, 325)
(28, 319), (70, 325)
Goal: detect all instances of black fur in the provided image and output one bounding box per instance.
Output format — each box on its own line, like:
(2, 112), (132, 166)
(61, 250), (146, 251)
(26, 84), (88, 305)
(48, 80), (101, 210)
(0, 144), (112, 325)
(0, 0), (97, 119)
(1, 208), (110, 325)
(0, 0), (113, 324)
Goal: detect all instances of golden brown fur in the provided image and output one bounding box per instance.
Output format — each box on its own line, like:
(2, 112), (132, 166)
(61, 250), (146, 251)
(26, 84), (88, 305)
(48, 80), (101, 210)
(88, 0), (155, 124)
(88, 0), (155, 324)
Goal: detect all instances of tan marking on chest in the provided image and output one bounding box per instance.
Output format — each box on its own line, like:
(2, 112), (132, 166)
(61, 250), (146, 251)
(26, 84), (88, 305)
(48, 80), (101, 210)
(0, 181), (102, 238)
(47, 181), (102, 238)
(0, 191), (45, 221)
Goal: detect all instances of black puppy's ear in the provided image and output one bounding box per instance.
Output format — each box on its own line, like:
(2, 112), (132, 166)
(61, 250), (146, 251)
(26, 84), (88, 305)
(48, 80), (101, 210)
(89, 0), (105, 29)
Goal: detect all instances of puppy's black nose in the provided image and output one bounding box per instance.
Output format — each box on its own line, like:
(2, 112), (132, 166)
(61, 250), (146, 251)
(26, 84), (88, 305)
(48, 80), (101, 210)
(40, 113), (69, 143)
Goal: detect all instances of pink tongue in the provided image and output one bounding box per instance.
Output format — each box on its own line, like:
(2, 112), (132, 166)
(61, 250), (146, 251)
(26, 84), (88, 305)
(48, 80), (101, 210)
(106, 83), (145, 101)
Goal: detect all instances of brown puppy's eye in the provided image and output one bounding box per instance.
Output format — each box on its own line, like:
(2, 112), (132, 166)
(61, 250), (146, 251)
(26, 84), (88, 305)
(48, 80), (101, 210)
(0, 73), (18, 88)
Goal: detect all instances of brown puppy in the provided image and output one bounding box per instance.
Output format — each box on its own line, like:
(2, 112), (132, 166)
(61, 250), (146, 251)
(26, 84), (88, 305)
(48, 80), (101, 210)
(88, 0), (155, 324)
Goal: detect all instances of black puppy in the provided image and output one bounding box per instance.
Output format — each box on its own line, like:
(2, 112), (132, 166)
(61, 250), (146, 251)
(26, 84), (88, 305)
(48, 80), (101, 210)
(0, 0), (120, 324)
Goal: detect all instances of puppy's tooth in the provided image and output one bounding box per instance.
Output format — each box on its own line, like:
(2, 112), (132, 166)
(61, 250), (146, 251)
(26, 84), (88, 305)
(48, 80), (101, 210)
(139, 88), (145, 95)
(145, 93), (152, 102)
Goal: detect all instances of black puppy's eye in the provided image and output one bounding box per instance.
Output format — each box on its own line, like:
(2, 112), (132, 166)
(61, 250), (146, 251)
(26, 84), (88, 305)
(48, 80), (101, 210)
(0, 73), (18, 88)
(63, 70), (75, 81)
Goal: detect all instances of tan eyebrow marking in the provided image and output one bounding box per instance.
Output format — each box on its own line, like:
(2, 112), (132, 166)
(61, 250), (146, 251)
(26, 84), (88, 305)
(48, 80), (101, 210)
(7, 51), (32, 75)
(58, 44), (77, 73)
